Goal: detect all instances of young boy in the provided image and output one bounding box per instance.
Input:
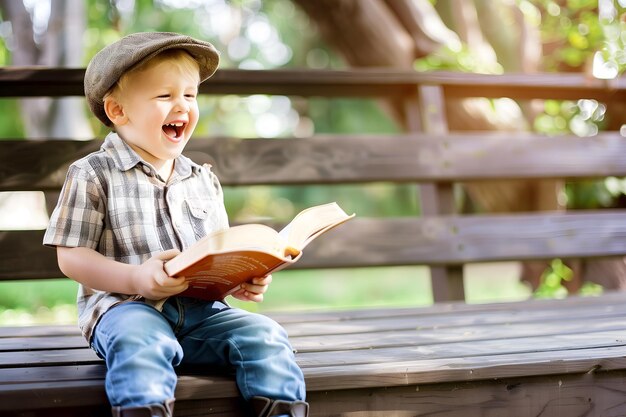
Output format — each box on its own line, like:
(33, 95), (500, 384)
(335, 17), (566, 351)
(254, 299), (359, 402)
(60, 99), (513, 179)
(43, 32), (307, 417)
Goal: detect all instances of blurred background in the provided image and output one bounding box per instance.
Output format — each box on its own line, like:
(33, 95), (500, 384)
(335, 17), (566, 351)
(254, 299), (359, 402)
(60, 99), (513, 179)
(1, 0), (625, 325)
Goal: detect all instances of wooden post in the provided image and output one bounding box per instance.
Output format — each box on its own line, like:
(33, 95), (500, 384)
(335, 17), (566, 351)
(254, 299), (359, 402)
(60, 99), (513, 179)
(405, 85), (465, 302)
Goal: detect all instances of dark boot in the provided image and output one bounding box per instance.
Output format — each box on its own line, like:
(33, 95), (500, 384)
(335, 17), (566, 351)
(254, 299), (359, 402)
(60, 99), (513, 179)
(111, 399), (175, 417)
(250, 396), (309, 417)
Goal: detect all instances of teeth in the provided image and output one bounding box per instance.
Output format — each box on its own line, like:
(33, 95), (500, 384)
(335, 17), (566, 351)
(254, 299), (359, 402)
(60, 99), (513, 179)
(165, 123), (184, 127)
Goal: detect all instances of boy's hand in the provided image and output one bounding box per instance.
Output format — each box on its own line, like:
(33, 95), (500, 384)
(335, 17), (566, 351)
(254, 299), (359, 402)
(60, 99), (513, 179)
(131, 249), (188, 300)
(231, 274), (272, 303)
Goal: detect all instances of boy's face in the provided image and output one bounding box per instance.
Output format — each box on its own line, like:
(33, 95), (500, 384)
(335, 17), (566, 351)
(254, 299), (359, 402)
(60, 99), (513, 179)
(108, 58), (200, 169)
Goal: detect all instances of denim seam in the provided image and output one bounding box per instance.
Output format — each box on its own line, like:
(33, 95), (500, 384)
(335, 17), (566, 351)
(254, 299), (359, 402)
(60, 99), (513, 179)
(173, 297), (185, 334)
(226, 337), (249, 399)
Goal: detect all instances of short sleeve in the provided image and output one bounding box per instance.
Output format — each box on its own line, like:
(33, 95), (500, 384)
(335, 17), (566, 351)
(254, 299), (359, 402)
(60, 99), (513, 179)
(43, 164), (105, 250)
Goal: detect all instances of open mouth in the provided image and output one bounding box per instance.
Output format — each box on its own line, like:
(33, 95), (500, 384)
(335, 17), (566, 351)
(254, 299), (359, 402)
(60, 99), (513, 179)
(162, 122), (186, 141)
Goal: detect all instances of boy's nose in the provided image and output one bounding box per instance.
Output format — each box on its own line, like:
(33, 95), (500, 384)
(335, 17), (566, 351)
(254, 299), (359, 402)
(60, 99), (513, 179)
(174, 97), (190, 113)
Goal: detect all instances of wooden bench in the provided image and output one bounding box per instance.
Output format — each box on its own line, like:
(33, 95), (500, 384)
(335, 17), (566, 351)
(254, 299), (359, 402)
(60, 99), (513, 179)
(2, 68), (626, 417)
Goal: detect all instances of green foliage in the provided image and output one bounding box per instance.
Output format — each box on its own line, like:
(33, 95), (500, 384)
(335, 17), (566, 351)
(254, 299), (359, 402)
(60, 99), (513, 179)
(579, 280), (604, 296)
(0, 280), (78, 325)
(534, 259), (572, 299)
(308, 98), (400, 134)
(0, 33), (8, 65)
(229, 266), (433, 313)
(534, 0), (617, 71)
(0, 279), (77, 309)
(0, 100), (24, 138)
(224, 183), (419, 225)
(565, 180), (616, 209)
(533, 259), (604, 299)
(414, 44), (503, 74)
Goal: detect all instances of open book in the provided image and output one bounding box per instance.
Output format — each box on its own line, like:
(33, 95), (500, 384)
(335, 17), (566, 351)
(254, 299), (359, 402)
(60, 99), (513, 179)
(165, 202), (355, 300)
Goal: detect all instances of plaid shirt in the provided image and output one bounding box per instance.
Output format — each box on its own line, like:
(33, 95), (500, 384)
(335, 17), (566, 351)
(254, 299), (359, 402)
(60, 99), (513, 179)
(43, 132), (229, 341)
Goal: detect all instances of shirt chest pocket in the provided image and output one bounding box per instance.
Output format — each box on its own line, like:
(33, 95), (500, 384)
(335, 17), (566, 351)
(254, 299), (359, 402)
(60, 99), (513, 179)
(184, 199), (213, 239)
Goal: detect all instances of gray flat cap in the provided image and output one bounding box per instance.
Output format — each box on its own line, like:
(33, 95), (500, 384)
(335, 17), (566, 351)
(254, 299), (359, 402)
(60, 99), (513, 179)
(84, 32), (220, 126)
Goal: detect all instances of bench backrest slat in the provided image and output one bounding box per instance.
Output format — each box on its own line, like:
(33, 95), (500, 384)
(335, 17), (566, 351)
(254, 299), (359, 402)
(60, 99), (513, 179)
(3, 211), (626, 280)
(2, 132), (626, 191)
(2, 68), (626, 100)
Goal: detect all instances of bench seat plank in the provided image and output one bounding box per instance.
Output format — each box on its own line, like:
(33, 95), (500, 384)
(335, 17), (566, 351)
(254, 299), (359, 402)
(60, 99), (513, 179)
(3, 293), (626, 347)
(302, 344), (626, 388)
(2, 315), (624, 360)
(0, 335), (87, 351)
(3, 322), (626, 371)
(1, 291), (624, 336)
(278, 302), (626, 336)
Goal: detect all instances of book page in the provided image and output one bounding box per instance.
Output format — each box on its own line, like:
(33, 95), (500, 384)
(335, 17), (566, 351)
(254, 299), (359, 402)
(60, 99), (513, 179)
(280, 202), (354, 249)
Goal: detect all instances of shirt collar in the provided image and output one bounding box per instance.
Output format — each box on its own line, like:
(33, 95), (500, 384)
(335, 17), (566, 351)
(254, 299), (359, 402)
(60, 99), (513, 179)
(101, 132), (201, 180)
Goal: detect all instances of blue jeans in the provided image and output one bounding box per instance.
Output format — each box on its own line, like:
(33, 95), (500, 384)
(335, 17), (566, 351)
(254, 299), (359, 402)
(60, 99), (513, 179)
(91, 297), (306, 408)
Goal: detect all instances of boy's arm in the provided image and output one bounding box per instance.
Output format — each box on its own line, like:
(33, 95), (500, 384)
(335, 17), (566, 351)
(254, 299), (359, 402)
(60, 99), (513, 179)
(57, 246), (188, 300)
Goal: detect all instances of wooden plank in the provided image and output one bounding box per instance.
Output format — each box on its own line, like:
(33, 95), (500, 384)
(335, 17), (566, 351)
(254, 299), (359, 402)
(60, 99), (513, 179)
(8, 322), (625, 369)
(4, 371), (626, 417)
(1, 68), (625, 101)
(4, 367), (624, 416)
(0, 230), (63, 279)
(304, 371), (626, 417)
(269, 290), (626, 323)
(0, 139), (101, 192)
(302, 212), (626, 267)
(2, 292), (625, 335)
(0, 324), (78, 338)
(0, 335), (87, 351)
(3, 298), (626, 352)
(417, 83), (464, 302)
(0, 348), (99, 367)
(0, 367), (239, 412)
(295, 330), (626, 368)
(280, 302), (626, 338)
(0, 307), (621, 359)
(4, 133), (626, 191)
(301, 345), (626, 390)
(289, 318), (626, 353)
(2, 301), (626, 362)
(4, 211), (626, 279)
(0, 364), (105, 383)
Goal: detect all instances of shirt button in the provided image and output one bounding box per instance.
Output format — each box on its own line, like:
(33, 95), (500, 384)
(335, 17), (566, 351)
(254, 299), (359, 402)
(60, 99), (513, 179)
(142, 166), (152, 175)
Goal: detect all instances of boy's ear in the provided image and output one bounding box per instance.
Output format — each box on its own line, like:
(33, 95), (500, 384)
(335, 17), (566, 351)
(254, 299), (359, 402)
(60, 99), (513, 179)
(103, 95), (128, 126)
